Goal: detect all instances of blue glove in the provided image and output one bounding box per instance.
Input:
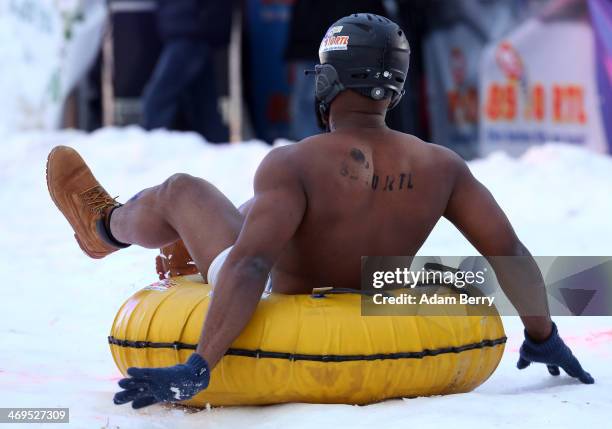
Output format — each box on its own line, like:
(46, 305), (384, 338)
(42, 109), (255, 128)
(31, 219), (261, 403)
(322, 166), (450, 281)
(517, 323), (594, 384)
(114, 353), (210, 409)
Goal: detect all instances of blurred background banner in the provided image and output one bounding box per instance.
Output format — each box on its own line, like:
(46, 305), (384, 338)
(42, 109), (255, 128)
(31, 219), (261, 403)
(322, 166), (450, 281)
(589, 0), (612, 150)
(0, 0), (609, 156)
(423, 0), (520, 160)
(479, 3), (608, 156)
(0, 0), (105, 134)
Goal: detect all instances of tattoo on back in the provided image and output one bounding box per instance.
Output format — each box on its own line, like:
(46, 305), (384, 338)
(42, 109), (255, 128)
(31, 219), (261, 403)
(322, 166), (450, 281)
(350, 148), (366, 164)
(340, 161), (349, 177)
(339, 148), (414, 191)
(372, 173), (414, 191)
(340, 149), (369, 180)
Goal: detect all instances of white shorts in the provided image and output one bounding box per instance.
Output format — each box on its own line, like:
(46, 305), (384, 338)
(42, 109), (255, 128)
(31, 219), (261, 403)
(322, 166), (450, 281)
(207, 246), (272, 292)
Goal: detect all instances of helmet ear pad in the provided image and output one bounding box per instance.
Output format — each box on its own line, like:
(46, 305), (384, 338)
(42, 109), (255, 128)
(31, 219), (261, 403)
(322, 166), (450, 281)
(314, 64), (344, 109)
(314, 64), (345, 132)
(315, 65), (335, 101)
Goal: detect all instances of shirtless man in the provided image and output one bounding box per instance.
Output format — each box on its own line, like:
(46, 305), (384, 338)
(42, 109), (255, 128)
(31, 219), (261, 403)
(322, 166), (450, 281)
(46, 14), (593, 410)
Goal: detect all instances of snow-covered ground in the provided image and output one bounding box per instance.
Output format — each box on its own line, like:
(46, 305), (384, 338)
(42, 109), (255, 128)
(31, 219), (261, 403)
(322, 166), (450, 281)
(0, 127), (610, 428)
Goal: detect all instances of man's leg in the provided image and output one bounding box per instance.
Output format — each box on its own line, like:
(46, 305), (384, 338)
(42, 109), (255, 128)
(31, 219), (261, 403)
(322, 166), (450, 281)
(155, 196), (256, 279)
(110, 173), (244, 278)
(47, 146), (246, 277)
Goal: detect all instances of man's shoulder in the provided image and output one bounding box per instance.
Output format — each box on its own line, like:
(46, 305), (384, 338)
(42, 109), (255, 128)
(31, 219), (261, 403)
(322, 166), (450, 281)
(404, 135), (465, 169)
(265, 134), (333, 163)
(264, 132), (466, 168)
(255, 140), (317, 183)
(295, 133), (335, 149)
(428, 142), (465, 165)
(262, 140), (311, 166)
(388, 131), (462, 164)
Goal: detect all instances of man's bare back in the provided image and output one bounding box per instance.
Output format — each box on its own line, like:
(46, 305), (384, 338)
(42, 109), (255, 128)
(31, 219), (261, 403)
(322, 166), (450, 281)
(269, 128), (459, 294)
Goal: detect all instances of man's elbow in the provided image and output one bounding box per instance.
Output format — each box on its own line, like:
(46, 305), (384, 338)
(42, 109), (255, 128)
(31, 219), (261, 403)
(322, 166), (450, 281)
(485, 235), (531, 257)
(511, 240), (532, 257)
(227, 254), (273, 283)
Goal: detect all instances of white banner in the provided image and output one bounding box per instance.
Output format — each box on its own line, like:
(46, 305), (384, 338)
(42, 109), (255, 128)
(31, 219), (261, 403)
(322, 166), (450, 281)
(479, 18), (607, 156)
(0, 0), (105, 134)
(423, 0), (519, 159)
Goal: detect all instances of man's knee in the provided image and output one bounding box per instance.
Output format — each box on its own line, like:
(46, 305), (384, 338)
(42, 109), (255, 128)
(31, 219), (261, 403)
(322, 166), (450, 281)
(162, 173), (199, 195)
(160, 173), (216, 204)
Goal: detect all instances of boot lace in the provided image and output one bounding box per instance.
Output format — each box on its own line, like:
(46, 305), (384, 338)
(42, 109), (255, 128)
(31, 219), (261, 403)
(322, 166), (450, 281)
(79, 186), (119, 214)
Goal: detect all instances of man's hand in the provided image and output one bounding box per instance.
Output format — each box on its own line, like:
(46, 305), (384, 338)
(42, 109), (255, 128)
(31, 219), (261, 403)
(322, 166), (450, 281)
(114, 354), (210, 409)
(517, 323), (594, 384)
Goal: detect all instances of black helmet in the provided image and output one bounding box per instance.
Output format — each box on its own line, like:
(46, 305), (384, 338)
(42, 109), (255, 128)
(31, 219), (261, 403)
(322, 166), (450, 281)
(310, 13), (410, 119)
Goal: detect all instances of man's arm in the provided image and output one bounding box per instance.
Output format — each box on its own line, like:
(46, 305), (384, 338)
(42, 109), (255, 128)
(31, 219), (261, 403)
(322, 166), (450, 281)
(443, 151), (593, 384)
(443, 151), (552, 340)
(113, 148), (307, 408)
(195, 147), (307, 368)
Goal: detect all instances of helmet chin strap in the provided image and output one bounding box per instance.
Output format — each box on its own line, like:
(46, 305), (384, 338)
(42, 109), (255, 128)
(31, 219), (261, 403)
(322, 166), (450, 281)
(388, 89), (406, 111)
(319, 104), (330, 133)
(314, 99), (331, 133)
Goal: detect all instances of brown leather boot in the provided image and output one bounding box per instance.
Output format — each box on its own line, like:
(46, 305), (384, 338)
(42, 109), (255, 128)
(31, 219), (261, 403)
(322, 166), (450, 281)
(46, 146), (130, 259)
(155, 240), (199, 279)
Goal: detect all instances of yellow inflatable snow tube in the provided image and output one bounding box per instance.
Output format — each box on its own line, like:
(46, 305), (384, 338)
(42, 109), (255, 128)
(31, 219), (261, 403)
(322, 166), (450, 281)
(109, 276), (506, 407)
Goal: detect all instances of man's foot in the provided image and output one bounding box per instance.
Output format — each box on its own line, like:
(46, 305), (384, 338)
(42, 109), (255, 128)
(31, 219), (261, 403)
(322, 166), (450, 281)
(46, 146), (130, 259)
(155, 240), (199, 279)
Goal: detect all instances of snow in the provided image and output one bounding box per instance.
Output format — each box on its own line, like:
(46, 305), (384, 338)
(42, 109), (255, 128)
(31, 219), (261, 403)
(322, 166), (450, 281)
(0, 127), (610, 428)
